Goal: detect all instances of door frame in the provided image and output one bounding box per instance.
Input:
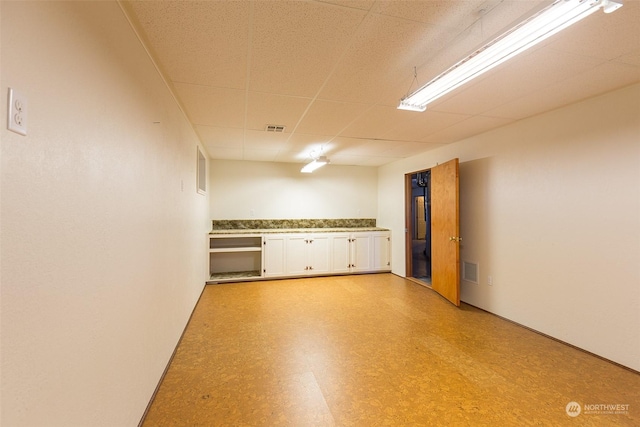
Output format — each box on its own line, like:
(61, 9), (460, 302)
(405, 160), (461, 306)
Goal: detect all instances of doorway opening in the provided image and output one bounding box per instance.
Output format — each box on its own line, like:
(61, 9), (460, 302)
(408, 170), (431, 285)
(405, 158), (461, 306)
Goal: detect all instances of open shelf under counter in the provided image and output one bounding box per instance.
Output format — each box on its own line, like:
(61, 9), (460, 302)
(209, 246), (262, 253)
(209, 270), (262, 282)
(209, 234), (262, 250)
(208, 234), (264, 283)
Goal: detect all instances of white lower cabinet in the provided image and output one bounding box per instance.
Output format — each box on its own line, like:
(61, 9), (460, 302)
(330, 234), (351, 273)
(263, 234), (286, 277)
(351, 233), (373, 272)
(212, 230), (390, 283)
(330, 231), (391, 274)
(372, 231), (392, 271)
(285, 234), (330, 276)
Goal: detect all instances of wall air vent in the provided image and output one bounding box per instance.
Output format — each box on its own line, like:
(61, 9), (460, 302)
(462, 261), (479, 284)
(265, 124), (286, 132)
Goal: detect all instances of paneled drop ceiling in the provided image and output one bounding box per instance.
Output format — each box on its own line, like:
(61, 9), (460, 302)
(121, 0), (640, 167)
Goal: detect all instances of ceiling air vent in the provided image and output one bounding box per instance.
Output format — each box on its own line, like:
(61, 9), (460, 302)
(265, 124), (286, 132)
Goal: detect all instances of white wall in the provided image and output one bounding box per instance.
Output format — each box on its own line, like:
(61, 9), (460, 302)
(1, 2), (209, 425)
(378, 83), (640, 371)
(209, 159), (378, 220)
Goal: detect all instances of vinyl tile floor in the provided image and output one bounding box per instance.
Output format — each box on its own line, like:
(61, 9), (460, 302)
(142, 274), (639, 426)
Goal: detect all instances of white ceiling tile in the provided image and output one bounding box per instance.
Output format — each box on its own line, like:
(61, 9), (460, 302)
(246, 92), (311, 131)
(423, 115), (517, 144)
(203, 146), (243, 160)
(273, 151), (304, 163)
(316, 1), (376, 11)
(487, 61), (640, 120)
(122, 0), (640, 167)
(195, 126), (244, 149)
(127, 1), (250, 88)
(379, 141), (445, 157)
(331, 137), (398, 156)
(615, 50), (640, 67)
(242, 149), (280, 162)
(371, 0), (485, 29)
(382, 110), (470, 142)
(175, 83), (245, 128)
(243, 130), (290, 150)
(329, 154), (399, 167)
(318, 13), (446, 104)
(277, 133), (334, 162)
(295, 100), (370, 135)
(544, 0), (640, 62)
(249, 1), (367, 97)
(340, 104), (414, 139)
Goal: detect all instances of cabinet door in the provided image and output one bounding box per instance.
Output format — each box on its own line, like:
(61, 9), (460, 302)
(307, 234), (330, 275)
(285, 234), (309, 275)
(330, 234), (351, 273)
(351, 233), (372, 272)
(263, 235), (286, 277)
(372, 232), (391, 271)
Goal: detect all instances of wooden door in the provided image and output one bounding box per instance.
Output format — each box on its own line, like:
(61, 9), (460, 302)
(430, 158), (460, 306)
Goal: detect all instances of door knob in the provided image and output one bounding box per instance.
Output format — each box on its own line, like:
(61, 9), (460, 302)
(449, 236), (462, 242)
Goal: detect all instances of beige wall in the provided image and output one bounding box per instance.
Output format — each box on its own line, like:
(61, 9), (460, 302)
(1, 2), (209, 425)
(209, 159), (378, 220)
(378, 83), (640, 371)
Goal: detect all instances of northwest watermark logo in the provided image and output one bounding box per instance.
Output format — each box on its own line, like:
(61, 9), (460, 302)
(566, 402), (581, 417)
(566, 401), (630, 417)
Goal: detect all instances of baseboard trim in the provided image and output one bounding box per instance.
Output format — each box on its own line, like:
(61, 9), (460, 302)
(138, 283), (208, 426)
(462, 301), (639, 376)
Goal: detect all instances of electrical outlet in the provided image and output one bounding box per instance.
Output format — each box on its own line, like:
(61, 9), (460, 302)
(488, 275), (493, 286)
(7, 88), (28, 136)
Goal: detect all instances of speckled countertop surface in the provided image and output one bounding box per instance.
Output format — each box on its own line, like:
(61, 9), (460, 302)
(210, 218), (388, 235)
(210, 227), (389, 235)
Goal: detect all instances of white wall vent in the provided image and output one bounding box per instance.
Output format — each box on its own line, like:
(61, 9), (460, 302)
(462, 261), (479, 284)
(265, 124), (286, 132)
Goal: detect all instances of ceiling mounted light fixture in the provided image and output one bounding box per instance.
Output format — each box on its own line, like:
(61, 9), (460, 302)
(398, 0), (623, 112)
(301, 155), (330, 173)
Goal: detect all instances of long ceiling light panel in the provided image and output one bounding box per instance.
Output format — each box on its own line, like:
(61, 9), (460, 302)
(398, 0), (623, 112)
(301, 156), (330, 173)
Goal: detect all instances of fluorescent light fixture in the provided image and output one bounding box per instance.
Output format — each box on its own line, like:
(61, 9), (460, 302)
(398, 0), (623, 112)
(301, 155), (329, 173)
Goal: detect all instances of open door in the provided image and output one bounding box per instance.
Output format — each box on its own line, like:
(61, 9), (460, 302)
(430, 158), (461, 306)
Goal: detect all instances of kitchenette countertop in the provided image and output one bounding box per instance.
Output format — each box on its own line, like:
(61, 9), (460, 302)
(209, 227), (389, 235)
(209, 218), (388, 235)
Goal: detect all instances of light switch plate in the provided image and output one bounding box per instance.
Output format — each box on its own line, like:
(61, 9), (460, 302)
(7, 88), (27, 136)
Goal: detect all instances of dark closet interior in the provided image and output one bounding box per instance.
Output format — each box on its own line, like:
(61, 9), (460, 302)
(411, 170), (431, 284)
